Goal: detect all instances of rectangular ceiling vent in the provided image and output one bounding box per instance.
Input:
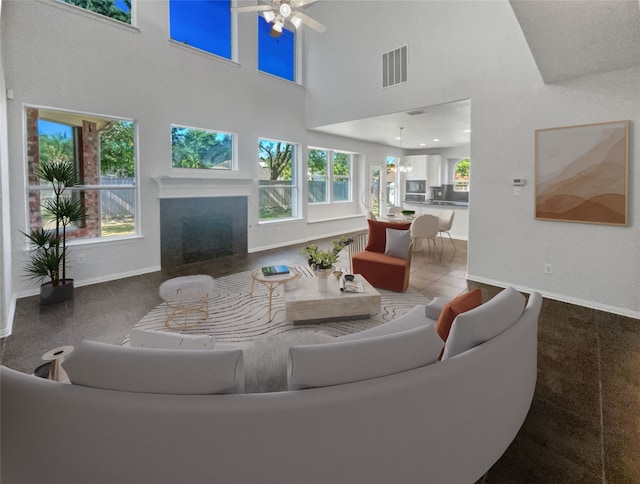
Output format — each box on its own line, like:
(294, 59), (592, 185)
(406, 109), (425, 116)
(382, 45), (408, 89)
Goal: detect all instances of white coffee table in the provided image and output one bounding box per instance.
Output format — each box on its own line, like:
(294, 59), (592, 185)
(284, 274), (381, 323)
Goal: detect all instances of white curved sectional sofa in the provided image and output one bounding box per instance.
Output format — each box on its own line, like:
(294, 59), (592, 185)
(1, 288), (542, 484)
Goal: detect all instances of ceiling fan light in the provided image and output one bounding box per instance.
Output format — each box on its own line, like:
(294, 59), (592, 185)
(290, 15), (302, 29)
(279, 3), (292, 18)
(272, 19), (284, 33)
(263, 10), (276, 23)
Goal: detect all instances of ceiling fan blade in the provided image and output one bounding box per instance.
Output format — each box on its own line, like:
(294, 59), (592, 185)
(231, 5), (273, 13)
(294, 11), (326, 32)
(291, 0), (319, 8)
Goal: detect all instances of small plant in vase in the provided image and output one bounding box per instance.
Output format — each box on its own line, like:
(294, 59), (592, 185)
(302, 237), (353, 292)
(22, 158), (87, 304)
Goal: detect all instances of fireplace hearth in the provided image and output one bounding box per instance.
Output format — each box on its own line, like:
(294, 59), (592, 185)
(160, 197), (247, 267)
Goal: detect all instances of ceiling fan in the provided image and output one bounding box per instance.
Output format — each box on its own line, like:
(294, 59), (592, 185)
(232, 0), (326, 37)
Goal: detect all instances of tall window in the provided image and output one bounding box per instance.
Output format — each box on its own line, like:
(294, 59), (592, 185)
(454, 158), (470, 192)
(307, 149), (327, 203)
(27, 107), (136, 239)
(307, 148), (352, 204)
(61, 0), (132, 23)
(171, 125), (234, 170)
(386, 156), (398, 206)
(259, 139), (297, 221)
(258, 17), (295, 81)
(170, 0), (231, 59)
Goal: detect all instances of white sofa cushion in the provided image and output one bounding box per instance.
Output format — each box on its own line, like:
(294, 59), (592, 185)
(63, 340), (244, 394)
(129, 329), (215, 349)
(335, 304), (431, 342)
(441, 287), (526, 360)
(425, 297), (450, 320)
(287, 323), (443, 390)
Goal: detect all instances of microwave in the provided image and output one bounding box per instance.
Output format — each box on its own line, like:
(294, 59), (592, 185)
(406, 180), (427, 194)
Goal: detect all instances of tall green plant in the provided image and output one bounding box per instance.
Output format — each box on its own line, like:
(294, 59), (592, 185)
(22, 158), (86, 286)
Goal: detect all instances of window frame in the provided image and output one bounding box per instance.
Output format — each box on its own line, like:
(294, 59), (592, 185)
(307, 147), (353, 205)
(169, 0), (234, 62)
(25, 106), (139, 243)
(170, 124), (237, 172)
(258, 137), (299, 223)
(453, 157), (470, 192)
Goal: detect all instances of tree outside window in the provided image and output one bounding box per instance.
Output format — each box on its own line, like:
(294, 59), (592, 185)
(308, 149), (327, 203)
(171, 126), (233, 170)
(28, 107), (136, 239)
(454, 158), (470, 192)
(62, 0), (132, 24)
(259, 139), (297, 220)
(332, 151), (351, 202)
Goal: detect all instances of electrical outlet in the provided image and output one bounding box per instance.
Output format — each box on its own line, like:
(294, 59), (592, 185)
(544, 263), (553, 275)
(77, 254), (85, 265)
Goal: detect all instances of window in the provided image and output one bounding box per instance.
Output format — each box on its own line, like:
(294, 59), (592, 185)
(61, 0), (132, 24)
(307, 148), (352, 204)
(27, 107), (136, 239)
(170, 0), (231, 59)
(171, 125), (234, 170)
(258, 17), (295, 81)
(307, 149), (327, 203)
(332, 151), (351, 202)
(454, 158), (470, 192)
(386, 156), (398, 206)
(259, 138), (297, 221)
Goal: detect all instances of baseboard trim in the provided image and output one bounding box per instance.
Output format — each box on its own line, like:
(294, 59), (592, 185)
(466, 274), (640, 320)
(14, 265), (162, 300)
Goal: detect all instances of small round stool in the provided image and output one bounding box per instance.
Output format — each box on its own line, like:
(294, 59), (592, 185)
(159, 275), (214, 330)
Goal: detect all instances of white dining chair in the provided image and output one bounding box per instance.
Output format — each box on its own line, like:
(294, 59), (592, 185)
(410, 214), (441, 259)
(437, 210), (457, 255)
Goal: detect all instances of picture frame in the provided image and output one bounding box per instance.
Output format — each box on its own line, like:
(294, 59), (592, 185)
(535, 120), (629, 226)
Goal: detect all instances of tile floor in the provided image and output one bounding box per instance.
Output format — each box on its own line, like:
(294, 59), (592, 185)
(2, 235), (639, 483)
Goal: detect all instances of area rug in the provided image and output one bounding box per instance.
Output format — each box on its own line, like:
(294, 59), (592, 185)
(127, 265), (430, 344)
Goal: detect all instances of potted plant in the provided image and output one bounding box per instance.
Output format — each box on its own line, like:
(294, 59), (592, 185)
(22, 158), (86, 304)
(302, 237), (352, 292)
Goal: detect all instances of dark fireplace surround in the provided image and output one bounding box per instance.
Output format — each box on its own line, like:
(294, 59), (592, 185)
(160, 197), (248, 267)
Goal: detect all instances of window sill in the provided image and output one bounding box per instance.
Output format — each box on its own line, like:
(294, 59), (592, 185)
(169, 40), (241, 68)
(40, 0), (140, 33)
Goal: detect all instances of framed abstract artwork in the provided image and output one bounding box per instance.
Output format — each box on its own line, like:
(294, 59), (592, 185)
(535, 120), (629, 226)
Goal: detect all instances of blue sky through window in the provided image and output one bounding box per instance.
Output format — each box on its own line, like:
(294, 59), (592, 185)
(170, 0), (231, 59)
(39, 120), (72, 137)
(258, 17), (295, 81)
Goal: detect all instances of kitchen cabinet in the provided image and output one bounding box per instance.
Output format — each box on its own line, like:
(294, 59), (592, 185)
(404, 155), (427, 180)
(426, 155), (442, 187)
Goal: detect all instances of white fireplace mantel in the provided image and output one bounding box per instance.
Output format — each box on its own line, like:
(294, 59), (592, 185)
(152, 176), (256, 199)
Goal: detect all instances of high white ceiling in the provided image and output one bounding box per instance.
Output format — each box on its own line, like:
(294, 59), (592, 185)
(311, 99), (471, 151)
(310, 0), (640, 151)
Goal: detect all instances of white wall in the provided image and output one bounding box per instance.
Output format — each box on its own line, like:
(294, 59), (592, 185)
(1, 0), (398, 315)
(304, 1), (640, 317)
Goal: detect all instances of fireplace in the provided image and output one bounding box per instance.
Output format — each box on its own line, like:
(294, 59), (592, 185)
(160, 197), (248, 267)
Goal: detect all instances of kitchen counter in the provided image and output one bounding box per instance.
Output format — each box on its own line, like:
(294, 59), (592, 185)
(402, 201), (469, 240)
(404, 200), (468, 208)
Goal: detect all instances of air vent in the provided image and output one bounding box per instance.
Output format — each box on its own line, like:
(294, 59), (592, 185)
(382, 45), (408, 88)
(406, 109), (424, 116)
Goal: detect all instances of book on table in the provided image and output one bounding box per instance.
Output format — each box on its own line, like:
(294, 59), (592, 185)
(340, 279), (365, 293)
(261, 265), (290, 276)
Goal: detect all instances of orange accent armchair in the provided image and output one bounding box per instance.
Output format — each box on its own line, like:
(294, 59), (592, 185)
(351, 220), (413, 292)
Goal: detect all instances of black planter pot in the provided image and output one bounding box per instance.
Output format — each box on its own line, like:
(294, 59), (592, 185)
(40, 279), (74, 305)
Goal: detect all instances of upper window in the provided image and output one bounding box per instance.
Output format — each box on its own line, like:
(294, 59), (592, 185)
(61, 0), (132, 24)
(27, 107), (137, 239)
(171, 125), (234, 170)
(259, 138), (297, 221)
(454, 158), (470, 192)
(307, 148), (352, 204)
(258, 17), (295, 81)
(170, 0), (231, 59)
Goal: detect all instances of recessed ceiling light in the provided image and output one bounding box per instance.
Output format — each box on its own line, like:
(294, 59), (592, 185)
(433, 138), (439, 142)
(464, 129), (471, 133)
(419, 143), (426, 146)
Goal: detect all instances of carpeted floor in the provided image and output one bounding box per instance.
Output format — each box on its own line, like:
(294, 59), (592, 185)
(128, 265), (430, 344)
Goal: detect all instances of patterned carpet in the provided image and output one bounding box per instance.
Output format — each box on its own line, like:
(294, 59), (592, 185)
(128, 265), (429, 344)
